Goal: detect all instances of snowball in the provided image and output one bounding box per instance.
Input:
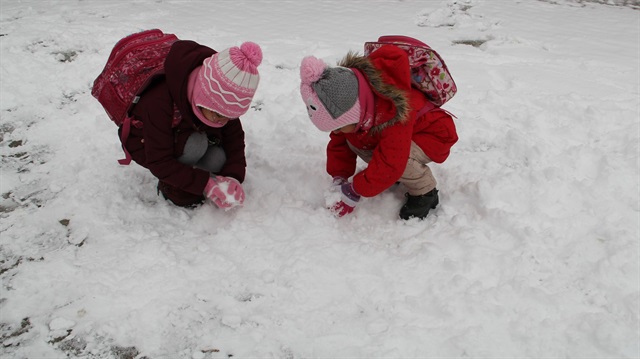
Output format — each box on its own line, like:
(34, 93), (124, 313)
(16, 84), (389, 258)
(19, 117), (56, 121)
(323, 184), (342, 208)
(216, 180), (242, 208)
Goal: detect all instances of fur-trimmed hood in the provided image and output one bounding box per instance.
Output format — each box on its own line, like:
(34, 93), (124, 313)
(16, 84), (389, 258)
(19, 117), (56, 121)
(338, 50), (411, 133)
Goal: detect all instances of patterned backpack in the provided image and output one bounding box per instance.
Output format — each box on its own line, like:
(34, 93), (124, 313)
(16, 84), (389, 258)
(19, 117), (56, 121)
(364, 35), (457, 115)
(91, 29), (179, 165)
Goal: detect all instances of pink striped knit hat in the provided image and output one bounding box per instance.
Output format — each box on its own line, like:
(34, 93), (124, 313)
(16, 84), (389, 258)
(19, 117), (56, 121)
(193, 42), (262, 119)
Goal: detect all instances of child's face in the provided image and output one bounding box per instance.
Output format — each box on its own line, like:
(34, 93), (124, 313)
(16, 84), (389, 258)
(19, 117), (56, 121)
(200, 107), (230, 127)
(333, 123), (357, 134)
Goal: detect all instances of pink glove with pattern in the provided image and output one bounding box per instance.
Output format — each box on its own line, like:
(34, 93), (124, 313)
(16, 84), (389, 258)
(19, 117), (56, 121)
(330, 182), (361, 217)
(204, 176), (245, 209)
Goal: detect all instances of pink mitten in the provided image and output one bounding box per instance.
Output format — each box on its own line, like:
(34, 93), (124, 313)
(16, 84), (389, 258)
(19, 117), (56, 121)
(204, 176), (245, 209)
(217, 176), (245, 205)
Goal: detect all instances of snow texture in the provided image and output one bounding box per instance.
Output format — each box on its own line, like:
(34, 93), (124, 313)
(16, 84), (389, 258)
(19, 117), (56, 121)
(1, 0), (638, 358)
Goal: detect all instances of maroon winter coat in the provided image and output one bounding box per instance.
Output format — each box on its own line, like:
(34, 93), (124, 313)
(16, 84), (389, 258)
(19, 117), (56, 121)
(327, 46), (458, 197)
(124, 41), (246, 196)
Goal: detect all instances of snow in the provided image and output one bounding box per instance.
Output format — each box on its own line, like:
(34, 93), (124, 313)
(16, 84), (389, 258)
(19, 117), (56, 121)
(324, 183), (343, 210)
(0, 0), (638, 358)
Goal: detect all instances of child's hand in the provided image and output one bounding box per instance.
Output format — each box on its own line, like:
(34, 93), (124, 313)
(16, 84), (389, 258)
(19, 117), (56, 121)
(330, 200), (356, 217)
(330, 182), (360, 217)
(204, 176), (245, 209)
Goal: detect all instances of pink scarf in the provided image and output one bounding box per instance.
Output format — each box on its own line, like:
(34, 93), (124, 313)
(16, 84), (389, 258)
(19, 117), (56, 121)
(353, 69), (375, 132)
(187, 66), (224, 128)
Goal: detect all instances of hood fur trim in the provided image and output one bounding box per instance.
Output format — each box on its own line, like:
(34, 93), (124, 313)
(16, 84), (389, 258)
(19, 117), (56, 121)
(338, 51), (409, 133)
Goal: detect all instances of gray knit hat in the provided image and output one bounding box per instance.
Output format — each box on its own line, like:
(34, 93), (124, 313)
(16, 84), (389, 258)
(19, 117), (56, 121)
(300, 56), (362, 132)
(312, 67), (359, 119)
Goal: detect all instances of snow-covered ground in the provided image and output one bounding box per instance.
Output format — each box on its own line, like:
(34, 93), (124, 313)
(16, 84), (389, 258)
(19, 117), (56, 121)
(1, 0), (638, 358)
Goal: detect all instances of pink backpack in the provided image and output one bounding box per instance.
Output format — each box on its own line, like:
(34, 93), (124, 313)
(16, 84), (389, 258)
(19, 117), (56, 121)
(92, 29), (179, 165)
(364, 35), (457, 115)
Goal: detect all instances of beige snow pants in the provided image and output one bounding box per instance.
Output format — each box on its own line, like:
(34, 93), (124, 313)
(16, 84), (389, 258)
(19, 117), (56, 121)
(347, 141), (437, 196)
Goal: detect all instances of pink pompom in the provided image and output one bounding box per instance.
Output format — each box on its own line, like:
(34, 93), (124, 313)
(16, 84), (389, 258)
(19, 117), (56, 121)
(239, 41), (262, 67)
(300, 56), (326, 84)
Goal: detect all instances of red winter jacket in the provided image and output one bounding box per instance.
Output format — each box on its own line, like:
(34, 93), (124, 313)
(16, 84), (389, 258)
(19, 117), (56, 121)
(327, 46), (458, 198)
(124, 41), (246, 196)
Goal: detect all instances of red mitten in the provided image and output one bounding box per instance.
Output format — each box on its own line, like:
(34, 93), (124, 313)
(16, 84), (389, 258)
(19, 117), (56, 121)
(330, 182), (360, 217)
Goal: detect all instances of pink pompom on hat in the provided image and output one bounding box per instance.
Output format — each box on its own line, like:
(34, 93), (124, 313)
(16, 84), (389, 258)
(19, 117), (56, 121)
(299, 56), (361, 132)
(192, 42), (262, 120)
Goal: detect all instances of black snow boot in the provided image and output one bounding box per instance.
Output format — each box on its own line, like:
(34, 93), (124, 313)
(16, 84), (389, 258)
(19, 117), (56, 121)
(399, 188), (439, 220)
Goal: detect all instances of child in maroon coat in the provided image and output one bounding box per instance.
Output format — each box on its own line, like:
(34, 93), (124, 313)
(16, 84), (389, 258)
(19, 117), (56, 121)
(299, 46), (458, 220)
(124, 40), (262, 208)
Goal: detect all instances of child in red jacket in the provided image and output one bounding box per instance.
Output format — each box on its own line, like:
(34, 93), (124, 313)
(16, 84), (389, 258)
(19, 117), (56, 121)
(124, 41), (262, 208)
(299, 46), (458, 220)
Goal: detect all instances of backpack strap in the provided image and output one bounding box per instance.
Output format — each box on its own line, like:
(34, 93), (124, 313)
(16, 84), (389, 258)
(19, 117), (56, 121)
(118, 116), (133, 165)
(416, 102), (458, 119)
(117, 103), (181, 165)
(416, 101), (436, 118)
